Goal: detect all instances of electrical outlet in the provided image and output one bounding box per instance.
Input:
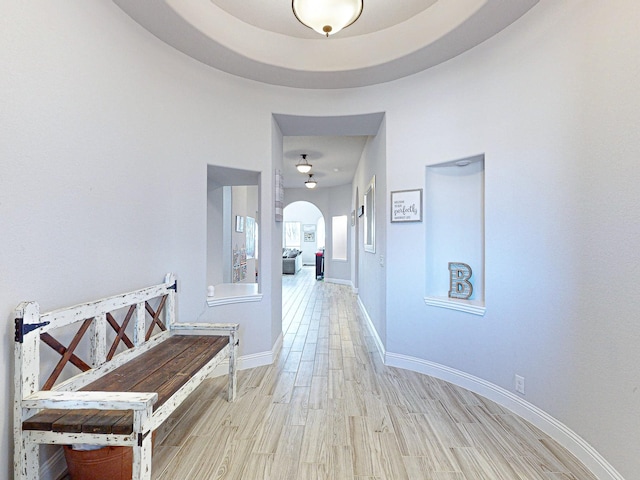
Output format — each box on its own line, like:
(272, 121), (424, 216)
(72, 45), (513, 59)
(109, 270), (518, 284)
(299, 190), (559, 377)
(515, 374), (525, 395)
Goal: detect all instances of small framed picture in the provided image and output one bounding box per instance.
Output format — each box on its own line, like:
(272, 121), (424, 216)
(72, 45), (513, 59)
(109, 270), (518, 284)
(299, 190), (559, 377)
(303, 224), (316, 242)
(235, 215), (244, 232)
(391, 189), (423, 223)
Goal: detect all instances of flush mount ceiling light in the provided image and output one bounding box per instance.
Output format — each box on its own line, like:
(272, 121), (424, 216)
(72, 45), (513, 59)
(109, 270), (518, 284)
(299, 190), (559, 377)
(305, 174), (317, 189)
(292, 0), (364, 37)
(296, 153), (312, 173)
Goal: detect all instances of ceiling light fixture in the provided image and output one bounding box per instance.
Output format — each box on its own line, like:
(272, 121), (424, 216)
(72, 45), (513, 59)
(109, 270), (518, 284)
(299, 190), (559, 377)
(292, 0), (363, 37)
(296, 153), (312, 174)
(305, 174), (317, 189)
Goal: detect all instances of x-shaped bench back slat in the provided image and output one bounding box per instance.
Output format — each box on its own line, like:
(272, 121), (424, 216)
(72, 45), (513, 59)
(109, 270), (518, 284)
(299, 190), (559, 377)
(106, 305), (135, 360)
(39, 294), (169, 389)
(41, 318), (93, 390)
(145, 295), (168, 341)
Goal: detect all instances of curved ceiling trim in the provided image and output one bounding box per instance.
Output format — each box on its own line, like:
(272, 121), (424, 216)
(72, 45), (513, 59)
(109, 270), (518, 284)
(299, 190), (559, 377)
(114, 0), (539, 89)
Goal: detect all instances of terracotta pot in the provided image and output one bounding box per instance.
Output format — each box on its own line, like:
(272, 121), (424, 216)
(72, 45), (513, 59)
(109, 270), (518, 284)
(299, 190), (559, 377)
(63, 445), (133, 480)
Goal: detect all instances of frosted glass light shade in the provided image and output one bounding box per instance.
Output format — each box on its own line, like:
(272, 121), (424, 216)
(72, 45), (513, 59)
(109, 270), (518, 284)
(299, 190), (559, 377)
(305, 175), (317, 188)
(293, 0), (363, 37)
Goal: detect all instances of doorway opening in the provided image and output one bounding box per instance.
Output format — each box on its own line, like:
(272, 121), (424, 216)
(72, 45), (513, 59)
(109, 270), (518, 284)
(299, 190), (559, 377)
(283, 201), (324, 267)
(281, 201), (324, 332)
(272, 111), (386, 344)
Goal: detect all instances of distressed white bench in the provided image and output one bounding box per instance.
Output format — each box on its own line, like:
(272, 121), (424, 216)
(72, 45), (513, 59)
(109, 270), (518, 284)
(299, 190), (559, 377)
(13, 274), (238, 480)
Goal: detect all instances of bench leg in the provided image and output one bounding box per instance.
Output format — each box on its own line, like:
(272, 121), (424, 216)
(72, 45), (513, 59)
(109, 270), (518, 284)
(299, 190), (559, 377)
(228, 330), (238, 402)
(14, 434), (39, 480)
(132, 407), (153, 480)
(132, 433), (153, 480)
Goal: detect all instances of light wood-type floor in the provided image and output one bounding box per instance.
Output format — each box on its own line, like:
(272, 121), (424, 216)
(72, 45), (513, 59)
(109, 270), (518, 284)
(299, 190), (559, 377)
(150, 267), (597, 479)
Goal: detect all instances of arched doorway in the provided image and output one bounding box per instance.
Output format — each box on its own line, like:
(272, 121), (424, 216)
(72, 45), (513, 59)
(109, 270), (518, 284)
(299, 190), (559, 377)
(282, 201), (324, 266)
(281, 201), (325, 333)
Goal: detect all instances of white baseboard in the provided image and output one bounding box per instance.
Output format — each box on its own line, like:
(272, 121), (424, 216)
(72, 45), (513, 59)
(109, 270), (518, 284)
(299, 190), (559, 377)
(271, 332), (283, 360)
(356, 292), (621, 480)
(356, 295), (385, 364)
(211, 334), (283, 377)
(385, 352), (624, 480)
(324, 277), (353, 288)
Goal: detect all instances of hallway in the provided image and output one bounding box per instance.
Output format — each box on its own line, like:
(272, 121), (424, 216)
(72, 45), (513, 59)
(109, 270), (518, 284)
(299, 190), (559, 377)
(151, 267), (596, 479)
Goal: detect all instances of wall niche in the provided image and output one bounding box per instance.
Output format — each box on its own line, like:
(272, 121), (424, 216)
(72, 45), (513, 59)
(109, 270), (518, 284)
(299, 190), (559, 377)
(424, 154), (485, 315)
(206, 165), (262, 307)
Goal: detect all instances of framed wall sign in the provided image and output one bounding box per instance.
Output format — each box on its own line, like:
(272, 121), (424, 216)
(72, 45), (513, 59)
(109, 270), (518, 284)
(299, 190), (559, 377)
(391, 189), (423, 223)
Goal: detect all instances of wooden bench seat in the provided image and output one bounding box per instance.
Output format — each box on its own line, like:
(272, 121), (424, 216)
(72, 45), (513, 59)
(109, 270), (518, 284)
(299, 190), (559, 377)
(22, 335), (229, 435)
(14, 274), (239, 480)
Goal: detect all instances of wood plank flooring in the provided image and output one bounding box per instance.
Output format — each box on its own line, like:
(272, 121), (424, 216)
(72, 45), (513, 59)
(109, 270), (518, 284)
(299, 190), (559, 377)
(151, 266), (597, 479)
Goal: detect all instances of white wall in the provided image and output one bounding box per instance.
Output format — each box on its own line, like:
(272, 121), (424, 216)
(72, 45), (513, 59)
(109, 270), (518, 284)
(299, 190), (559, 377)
(1, 2), (285, 476)
(380, 2), (640, 478)
(207, 185), (225, 286)
(354, 124), (387, 343)
(270, 118), (285, 347)
(2, 0), (639, 478)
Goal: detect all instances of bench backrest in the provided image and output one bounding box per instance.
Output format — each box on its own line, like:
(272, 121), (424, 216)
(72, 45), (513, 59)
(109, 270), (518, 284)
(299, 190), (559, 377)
(14, 274), (177, 405)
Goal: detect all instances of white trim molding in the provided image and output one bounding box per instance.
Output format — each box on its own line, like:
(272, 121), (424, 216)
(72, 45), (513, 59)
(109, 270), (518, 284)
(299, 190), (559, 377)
(424, 295), (486, 316)
(385, 352), (625, 480)
(356, 295), (385, 364)
(207, 293), (263, 307)
(211, 333), (283, 377)
(324, 277), (354, 289)
(206, 283), (263, 307)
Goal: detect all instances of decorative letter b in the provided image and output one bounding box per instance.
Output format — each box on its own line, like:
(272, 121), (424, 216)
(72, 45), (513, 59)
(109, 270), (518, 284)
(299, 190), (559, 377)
(448, 262), (473, 300)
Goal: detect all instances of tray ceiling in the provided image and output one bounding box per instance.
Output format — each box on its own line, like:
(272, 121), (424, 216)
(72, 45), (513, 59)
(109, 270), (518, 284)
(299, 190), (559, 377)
(114, 0), (539, 89)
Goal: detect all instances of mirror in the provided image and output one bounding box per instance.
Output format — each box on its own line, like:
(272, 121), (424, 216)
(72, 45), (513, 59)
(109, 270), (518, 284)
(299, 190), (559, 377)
(364, 175), (375, 253)
(207, 165), (260, 289)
